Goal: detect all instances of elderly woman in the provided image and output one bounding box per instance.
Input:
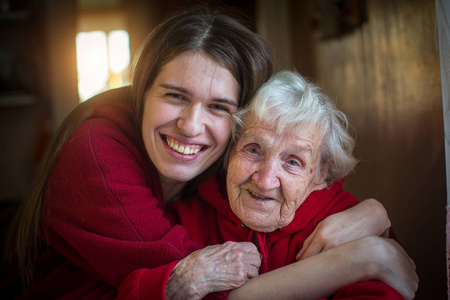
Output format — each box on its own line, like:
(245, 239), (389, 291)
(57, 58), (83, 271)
(122, 71), (417, 299)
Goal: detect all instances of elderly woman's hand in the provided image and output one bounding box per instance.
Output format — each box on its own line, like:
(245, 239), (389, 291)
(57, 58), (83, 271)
(296, 199), (391, 260)
(165, 241), (261, 300)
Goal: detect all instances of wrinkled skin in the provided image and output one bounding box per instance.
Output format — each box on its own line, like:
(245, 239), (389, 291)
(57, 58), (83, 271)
(164, 116), (417, 299)
(166, 241), (261, 300)
(227, 119), (327, 232)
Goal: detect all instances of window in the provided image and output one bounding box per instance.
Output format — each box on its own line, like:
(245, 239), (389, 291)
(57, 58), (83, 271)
(75, 10), (130, 101)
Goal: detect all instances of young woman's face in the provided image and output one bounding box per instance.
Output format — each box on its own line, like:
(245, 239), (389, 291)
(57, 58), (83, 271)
(226, 118), (327, 232)
(142, 51), (239, 189)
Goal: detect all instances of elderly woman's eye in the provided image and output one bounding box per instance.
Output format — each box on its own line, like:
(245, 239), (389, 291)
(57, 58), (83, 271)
(287, 159), (300, 167)
(247, 147), (259, 154)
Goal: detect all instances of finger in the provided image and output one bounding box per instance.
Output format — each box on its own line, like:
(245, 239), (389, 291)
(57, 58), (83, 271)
(299, 242), (324, 260)
(386, 239), (418, 282)
(296, 232), (315, 260)
(297, 233), (324, 260)
(386, 241), (419, 291)
(246, 265), (260, 278)
(296, 240), (310, 260)
(246, 252), (262, 268)
(239, 241), (259, 253)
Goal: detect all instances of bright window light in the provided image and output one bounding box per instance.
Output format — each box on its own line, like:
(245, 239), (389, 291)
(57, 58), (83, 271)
(108, 30), (130, 74)
(76, 30), (130, 102)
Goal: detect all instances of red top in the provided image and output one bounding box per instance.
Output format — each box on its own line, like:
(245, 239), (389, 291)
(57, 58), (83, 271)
(1, 99), (203, 299)
(1, 94), (403, 300)
(159, 175), (403, 300)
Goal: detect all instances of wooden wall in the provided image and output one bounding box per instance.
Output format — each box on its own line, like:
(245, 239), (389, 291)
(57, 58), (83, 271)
(289, 0), (446, 298)
(1, 0), (445, 298)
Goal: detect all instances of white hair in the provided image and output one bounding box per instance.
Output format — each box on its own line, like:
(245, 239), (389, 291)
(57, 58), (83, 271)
(233, 70), (357, 184)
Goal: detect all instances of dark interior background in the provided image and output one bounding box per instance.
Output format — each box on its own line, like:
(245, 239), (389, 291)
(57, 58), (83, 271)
(0, 0), (446, 299)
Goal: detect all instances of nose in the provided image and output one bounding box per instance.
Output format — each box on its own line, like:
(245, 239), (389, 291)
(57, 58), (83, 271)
(177, 104), (206, 137)
(252, 160), (280, 190)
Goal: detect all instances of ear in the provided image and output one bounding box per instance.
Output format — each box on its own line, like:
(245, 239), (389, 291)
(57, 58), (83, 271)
(316, 160), (331, 185)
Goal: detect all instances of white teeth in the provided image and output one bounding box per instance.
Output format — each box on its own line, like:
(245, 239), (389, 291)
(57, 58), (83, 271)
(165, 136), (202, 155)
(249, 190), (265, 198)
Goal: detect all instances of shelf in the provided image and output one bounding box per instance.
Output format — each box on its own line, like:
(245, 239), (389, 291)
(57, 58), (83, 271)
(0, 93), (36, 106)
(0, 10), (31, 21)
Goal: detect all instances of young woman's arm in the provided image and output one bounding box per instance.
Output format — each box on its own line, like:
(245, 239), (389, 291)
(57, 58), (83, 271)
(118, 236), (416, 300)
(44, 103), (207, 287)
(117, 241), (261, 300)
(228, 237), (418, 300)
(297, 198), (391, 260)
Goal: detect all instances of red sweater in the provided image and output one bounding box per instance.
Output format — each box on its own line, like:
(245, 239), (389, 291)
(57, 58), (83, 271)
(159, 175), (404, 300)
(1, 98), (204, 299)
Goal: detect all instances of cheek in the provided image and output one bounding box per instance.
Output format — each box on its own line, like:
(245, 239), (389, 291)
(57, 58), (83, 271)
(227, 157), (254, 185)
(141, 103), (155, 145)
(226, 183), (242, 220)
(142, 100), (161, 132)
(211, 118), (233, 149)
(227, 162), (243, 196)
(279, 181), (309, 225)
(227, 160), (251, 209)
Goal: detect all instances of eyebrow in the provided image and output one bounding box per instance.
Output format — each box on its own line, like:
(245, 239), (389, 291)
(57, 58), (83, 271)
(240, 131), (314, 153)
(160, 83), (239, 107)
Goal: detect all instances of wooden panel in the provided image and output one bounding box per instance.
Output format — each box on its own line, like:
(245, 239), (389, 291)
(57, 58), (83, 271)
(311, 0), (446, 298)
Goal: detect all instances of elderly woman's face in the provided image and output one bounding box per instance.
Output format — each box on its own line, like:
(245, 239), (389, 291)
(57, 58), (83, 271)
(226, 118), (328, 232)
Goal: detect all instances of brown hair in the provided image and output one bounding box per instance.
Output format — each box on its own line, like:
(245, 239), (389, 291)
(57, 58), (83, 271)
(131, 6), (274, 126)
(4, 6), (274, 288)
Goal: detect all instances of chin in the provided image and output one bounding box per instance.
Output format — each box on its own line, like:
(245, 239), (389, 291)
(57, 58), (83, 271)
(243, 208), (281, 229)
(248, 223), (278, 233)
(241, 217), (277, 232)
(161, 168), (198, 183)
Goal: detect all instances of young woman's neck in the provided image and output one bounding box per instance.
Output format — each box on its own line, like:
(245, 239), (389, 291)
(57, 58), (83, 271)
(160, 177), (186, 204)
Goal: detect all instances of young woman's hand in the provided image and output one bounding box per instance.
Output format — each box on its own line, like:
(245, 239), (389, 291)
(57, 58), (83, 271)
(166, 241), (261, 300)
(297, 199), (391, 260)
(332, 236), (419, 300)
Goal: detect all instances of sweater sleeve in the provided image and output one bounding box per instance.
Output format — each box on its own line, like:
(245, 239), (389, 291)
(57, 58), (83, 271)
(116, 263), (231, 300)
(116, 261), (178, 300)
(44, 105), (204, 288)
(330, 281), (404, 299)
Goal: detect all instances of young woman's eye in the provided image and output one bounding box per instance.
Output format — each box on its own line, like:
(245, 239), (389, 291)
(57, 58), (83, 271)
(210, 104), (229, 112)
(167, 93), (185, 100)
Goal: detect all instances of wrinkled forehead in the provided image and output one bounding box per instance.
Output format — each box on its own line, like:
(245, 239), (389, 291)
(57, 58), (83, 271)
(239, 116), (324, 153)
(241, 114), (324, 141)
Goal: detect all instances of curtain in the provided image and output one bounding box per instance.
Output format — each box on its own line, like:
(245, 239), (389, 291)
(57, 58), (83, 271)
(436, 0), (450, 297)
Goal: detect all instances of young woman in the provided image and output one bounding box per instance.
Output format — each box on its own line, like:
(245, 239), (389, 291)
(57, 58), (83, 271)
(2, 7), (401, 299)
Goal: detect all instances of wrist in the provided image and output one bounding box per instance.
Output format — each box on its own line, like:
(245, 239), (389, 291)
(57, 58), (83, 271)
(166, 258), (205, 299)
(364, 199), (391, 235)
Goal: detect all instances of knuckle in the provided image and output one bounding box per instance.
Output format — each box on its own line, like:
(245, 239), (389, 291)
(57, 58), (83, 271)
(236, 270), (247, 284)
(223, 241), (235, 250)
(316, 230), (328, 242)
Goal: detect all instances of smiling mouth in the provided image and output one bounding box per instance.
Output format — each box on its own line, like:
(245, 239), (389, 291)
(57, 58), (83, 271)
(164, 135), (205, 155)
(248, 190), (272, 200)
